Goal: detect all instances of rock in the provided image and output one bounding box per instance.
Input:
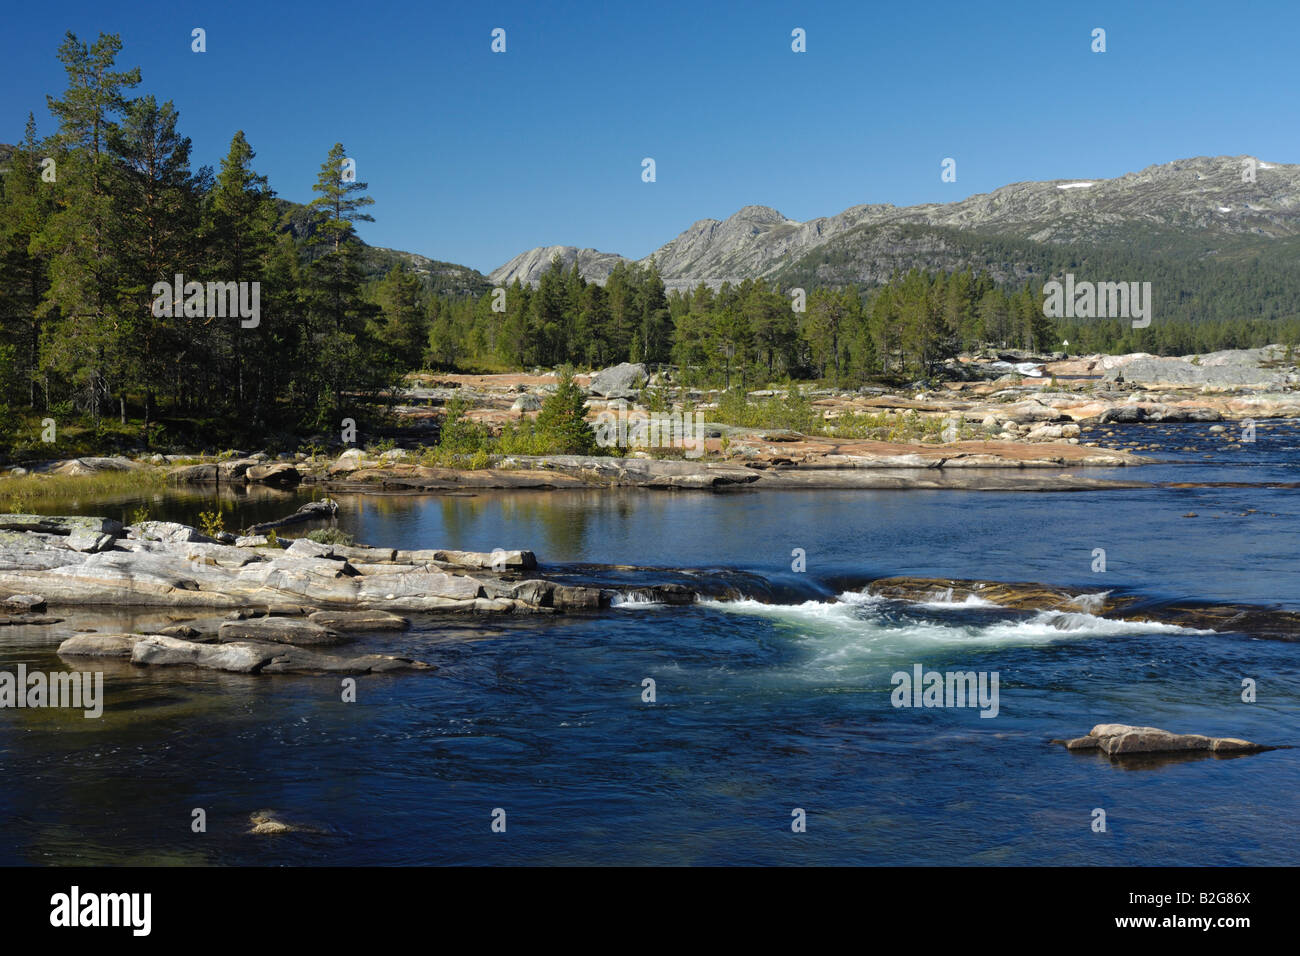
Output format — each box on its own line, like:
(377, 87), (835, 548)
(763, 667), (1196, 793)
(998, 400), (1061, 424)
(132, 521), (217, 544)
(1098, 406), (1148, 424)
(167, 463), (219, 483)
(511, 394), (542, 412)
(158, 623), (204, 640)
(235, 535), (271, 548)
(256, 644), (432, 674)
(397, 548), (537, 571)
(0, 613), (64, 626)
(67, 530), (117, 553)
(328, 449), (367, 475)
(246, 463), (301, 486)
(330, 545), (396, 564)
(57, 633), (142, 657)
(247, 810), (326, 835)
(2, 593), (46, 612)
(217, 617), (342, 645)
(51, 456), (139, 477)
(614, 583), (696, 606)
(0, 520), (693, 619)
(131, 635), (273, 672)
(0, 514), (124, 537)
(1210, 737), (1262, 753)
(1100, 349), (1293, 388)
(1025, 424), (1066, 441)
(285, 538), (343, 560)
(1057, 723), (1270, 757)
(128, 633), (432, 676)
(307, 610), (409, 631)
(216, 458), (258, 482)
(490, 579), (605, 609)
(587, 362), (648, 398)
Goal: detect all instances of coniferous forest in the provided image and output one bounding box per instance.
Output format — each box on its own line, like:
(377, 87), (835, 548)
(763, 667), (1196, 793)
(3, 32), (1299, 452)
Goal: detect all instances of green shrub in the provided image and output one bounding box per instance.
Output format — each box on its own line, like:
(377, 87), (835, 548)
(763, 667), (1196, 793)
(198, 509), (225, 537)
(714, 386), (818, 433)
(306, 527), (354, 546)
(437, 396), (490, 454)
(534, 366), (598, 455)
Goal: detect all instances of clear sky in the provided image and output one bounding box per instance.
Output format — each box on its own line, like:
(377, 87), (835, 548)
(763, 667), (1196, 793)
(2, 0), (1296, 273)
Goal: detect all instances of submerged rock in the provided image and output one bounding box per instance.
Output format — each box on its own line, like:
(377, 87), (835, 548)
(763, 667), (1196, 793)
(122, 634), (432, 675)
(247, 810), (328, 835)
(307, 610), (409, 631)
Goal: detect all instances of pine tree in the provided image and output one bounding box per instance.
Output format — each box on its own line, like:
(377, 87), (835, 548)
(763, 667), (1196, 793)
(534, 365), (597, 454)
(302, 142), (383, 425)
(35, 31), (141, 421)
(374, 263), (426, 368)
(202, 130), (278, 425)
(114, 94), (200, 440)
(0, 114), (55, 407)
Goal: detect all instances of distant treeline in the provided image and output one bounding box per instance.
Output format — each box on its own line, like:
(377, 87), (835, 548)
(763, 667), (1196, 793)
(426, 257), (1300, 386)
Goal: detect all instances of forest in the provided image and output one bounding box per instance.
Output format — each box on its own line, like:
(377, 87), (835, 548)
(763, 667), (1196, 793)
(3, 32), (1298, 453)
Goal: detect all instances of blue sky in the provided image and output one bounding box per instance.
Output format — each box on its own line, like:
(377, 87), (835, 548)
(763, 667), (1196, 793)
(2, 0), (1296, 273)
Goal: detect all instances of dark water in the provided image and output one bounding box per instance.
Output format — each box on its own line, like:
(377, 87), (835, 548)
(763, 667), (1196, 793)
(2, 420), (1298, 865)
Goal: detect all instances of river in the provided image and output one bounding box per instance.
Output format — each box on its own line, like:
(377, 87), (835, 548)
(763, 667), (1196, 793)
(1, 420), (1297, 864)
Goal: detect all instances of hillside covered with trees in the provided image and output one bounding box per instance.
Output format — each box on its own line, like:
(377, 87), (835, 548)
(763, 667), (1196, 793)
(3, 32), (1297, 454)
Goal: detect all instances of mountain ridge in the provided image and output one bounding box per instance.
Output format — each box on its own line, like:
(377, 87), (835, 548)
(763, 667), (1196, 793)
(487, 155), (1300, 291)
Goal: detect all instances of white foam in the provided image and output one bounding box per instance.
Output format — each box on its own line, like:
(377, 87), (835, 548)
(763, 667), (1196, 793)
(914, 587), (1001, 608)
(611, 591), (666, 608)
(702, 591), (1213, 669)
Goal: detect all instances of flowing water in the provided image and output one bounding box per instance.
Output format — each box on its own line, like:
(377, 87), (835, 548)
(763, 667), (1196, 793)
(2, 420), (1298, 865)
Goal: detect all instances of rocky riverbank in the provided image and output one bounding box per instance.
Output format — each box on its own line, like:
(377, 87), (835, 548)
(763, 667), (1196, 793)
(0, 511), (696, 676)
(7, 346), (1296, 495)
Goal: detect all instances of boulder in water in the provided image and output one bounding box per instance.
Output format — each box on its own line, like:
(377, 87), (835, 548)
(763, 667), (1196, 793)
(1058, 723), (1270, 756)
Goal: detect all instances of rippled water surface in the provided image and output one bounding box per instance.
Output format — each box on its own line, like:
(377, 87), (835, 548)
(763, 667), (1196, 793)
(2, 421), (1297, 864)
